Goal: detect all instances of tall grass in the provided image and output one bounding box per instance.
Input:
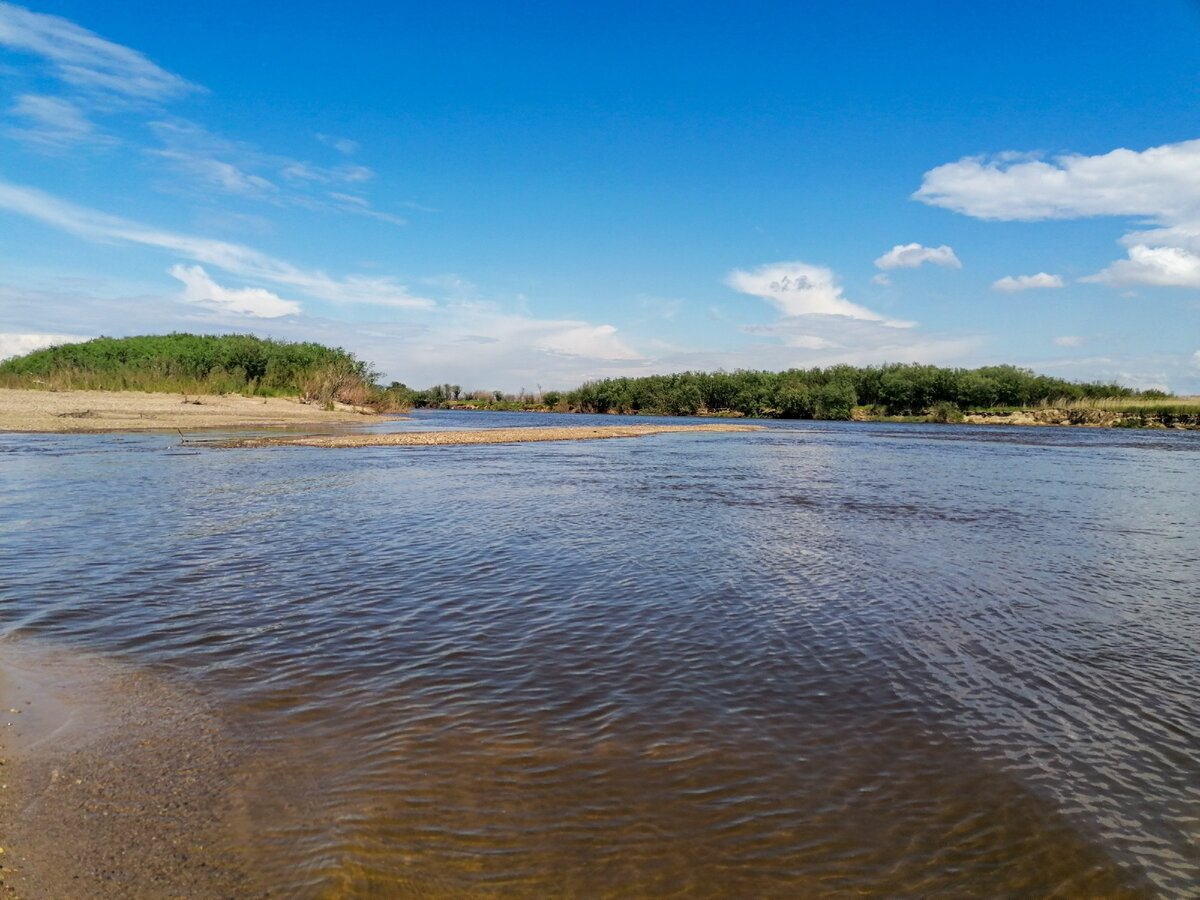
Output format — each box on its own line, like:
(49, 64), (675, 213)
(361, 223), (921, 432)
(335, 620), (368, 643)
(0, 333), (409, 412)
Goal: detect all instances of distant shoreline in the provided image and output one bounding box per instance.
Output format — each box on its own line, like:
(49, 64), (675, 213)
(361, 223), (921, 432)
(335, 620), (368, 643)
(1, 387), (1196, 435)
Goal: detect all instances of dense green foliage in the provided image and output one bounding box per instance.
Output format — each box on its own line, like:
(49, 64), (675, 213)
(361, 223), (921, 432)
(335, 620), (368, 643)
(0, 333), (395, 407)
(564, 364), (1150, 420)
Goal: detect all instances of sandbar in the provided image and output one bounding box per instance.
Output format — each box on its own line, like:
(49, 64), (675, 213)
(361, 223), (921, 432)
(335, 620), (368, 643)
(220, 423), (765, 448)
(0, 387), (373, 434)
(0, 640), (257, 898)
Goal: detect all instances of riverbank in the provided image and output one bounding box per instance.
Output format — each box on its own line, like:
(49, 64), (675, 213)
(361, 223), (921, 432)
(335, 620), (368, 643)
(221, 422), (765, 449)
(0, 641), (257, 898)
(0, 388), (376, 433)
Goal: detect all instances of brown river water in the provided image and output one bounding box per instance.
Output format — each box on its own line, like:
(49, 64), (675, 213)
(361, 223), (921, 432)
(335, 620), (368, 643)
(1, 411), (1197, 897)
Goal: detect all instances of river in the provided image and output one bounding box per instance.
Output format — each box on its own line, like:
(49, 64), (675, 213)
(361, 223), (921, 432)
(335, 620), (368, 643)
(1, 411), (1197, 897)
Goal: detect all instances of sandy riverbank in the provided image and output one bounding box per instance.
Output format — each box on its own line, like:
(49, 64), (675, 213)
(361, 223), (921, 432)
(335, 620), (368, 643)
(0, 388), (376, 434)
(221, 423), (765, 449)
(0, 641), (258, 898)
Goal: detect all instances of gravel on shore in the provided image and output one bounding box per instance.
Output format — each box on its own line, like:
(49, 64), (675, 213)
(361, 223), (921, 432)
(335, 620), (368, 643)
(219, 423), (765, 449)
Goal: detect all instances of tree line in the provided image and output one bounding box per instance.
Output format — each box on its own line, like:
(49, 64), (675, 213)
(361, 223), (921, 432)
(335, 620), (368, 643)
(560, 364), (1160, 420)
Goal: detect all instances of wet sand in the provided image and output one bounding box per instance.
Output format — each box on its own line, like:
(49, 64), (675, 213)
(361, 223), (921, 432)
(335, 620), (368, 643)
(0, 642), (259, 898)
(0, 388), (373, 434)
(221, 423), (765, 449)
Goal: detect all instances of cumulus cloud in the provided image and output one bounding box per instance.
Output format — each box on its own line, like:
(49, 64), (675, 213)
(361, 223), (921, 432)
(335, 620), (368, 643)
(1083, 245), (1200, 288)
(0, 331), (90, 361)
(915, 139), (1200, 290)
(0, 178), (433, 308)
(1054, 335), (1085, 348)
(727, 261), (912, 325)
(914, 140), (1200, 222)
(169, 264), (300, 318)
(0, 2), (198, 102)
(874, 243), (961, 270)
(992, 272), (1064, 292)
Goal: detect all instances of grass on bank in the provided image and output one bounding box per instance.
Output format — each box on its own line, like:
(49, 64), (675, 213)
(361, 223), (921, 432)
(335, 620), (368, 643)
(1051, 395), (1200, 416)
(0, 334), (412, 412)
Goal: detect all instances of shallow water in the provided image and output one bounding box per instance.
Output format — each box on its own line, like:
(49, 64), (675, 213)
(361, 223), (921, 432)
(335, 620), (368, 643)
(2, 412), (1198, 897)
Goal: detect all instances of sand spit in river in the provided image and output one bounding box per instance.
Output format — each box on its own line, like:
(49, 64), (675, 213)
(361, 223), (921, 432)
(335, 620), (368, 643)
(0, 388), (371, 433)
(0, 641), (259, 898)
(220, 423), (765, 449)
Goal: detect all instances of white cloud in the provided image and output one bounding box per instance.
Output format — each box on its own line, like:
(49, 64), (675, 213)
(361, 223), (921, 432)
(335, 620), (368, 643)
(152, 149), (276, 198)
(0, 178), (433, 308)
(282, 161), (373, 185)
(1083, 244), (1200, 288)
(169, 264), (300, 318)
(0, 331), (90, 361)
(327, 192), (406, 226)
(992, 272), (1064, 292)
(914, 140), (1200, 222)
(533, 324), (640, 360)
(1054, 335), (1085, 348)
(740, 315), (975, 363)
(874, 243), (961, 270)
(727, 261), (912, 325)
(917, 138), (1200, 291)
(8, 93), (112, 147)
(0, 2), (198, 102)
(871, 273), (891, 286)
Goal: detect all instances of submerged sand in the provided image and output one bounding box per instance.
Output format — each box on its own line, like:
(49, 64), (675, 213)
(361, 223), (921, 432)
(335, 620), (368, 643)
(0, 388), (373, 434)
(0, 641), (258, 898)
(220, 423), (765, 449)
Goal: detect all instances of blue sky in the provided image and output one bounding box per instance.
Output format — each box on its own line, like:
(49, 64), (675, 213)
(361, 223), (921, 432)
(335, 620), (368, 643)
(2, 0), (1199, 392)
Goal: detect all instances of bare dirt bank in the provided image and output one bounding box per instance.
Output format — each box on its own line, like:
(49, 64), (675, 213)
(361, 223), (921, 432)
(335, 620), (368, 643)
(0, 388), (376, 434)
(0, 641), (259, 898)
(221, 423), (765, 449)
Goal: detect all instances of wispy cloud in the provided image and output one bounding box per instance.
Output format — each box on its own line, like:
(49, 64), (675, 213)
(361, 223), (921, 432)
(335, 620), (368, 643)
(1053, 335), (1085, 347)
(739, 315), (975, 363)
(316, 133), (359, 155)
(992, 272), (1064, 292)
(151, 148), (277, 198)
(0, 2), (199, 102)
(170, 264), (300, 318)
(282, 161), (373, 184)
(727, 261), (912, 325)
(1, 7), (413, 226)
(7, 92), (113, 147)
(0, 178), (433, 308)
(874, 243), (961, 270)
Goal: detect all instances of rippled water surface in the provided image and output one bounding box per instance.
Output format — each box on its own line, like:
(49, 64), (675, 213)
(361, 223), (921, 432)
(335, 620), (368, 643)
(2, 412), (1198, 896)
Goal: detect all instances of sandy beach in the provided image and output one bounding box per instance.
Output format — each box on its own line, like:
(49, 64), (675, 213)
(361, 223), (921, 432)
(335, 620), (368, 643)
(0, 388), (374, 434)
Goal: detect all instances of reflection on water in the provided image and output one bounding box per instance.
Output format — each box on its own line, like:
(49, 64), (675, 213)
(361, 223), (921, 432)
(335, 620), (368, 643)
(2, 412), (1197, 896)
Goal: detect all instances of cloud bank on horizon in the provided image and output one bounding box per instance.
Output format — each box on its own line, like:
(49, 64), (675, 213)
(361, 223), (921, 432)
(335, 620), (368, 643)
(0, 1), (1196, 392)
